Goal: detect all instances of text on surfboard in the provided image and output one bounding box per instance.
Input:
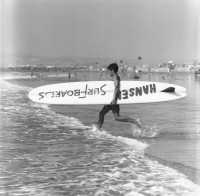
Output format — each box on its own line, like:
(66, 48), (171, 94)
(38, 83), (156, 100)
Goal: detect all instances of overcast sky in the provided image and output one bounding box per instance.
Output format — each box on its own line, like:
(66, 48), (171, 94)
(2, 0), (200, 62)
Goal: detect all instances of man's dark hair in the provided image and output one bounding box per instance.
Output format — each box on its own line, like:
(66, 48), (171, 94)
(107, 63), (118, 73)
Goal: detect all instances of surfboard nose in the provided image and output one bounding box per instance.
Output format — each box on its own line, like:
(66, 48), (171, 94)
(28, 89), (39, 102)
(28, 86), (46, 103)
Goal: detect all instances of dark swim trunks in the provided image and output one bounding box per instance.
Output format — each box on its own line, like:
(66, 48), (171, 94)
(100, 104), (120, 115)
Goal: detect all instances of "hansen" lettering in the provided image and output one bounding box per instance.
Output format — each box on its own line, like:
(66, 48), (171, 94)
(119, 83), (156, 100)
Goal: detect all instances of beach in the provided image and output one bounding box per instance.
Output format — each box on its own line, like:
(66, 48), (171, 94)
(1, 70), (200, 195)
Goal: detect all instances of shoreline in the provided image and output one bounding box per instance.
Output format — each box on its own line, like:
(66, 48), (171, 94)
(1, 69), (198, 86)
(2, 75), (200, 186)
(0, 68), (198, 77)
(146, 154), (200, 186)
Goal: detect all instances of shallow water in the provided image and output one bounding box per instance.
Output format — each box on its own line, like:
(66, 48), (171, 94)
(0, 72), (200, 195)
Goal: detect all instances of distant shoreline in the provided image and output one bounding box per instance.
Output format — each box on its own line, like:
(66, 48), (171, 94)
(1, 69), (198, 88)
(1, 68), (198, 89)
(0, 67), (197, 77)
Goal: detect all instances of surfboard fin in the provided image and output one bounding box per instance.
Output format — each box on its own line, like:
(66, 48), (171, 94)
(161, 87), (175, 92)
(161, 87), (183, 97)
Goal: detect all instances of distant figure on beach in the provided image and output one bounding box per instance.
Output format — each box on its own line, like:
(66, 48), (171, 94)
(97, 63), (142, 129)
(156, 67), (159, 73)
(121, 65), (128, 79)
(168, 64), (173, 74)
(131, 66), (139, 79)
(133, 69), (140, 79)
(83, 69), (87, 80)
(99, 68), (103, 80)
(68, 67), (71, 79)
(120, 66), (125, 79)
(31, 69), (34, 78)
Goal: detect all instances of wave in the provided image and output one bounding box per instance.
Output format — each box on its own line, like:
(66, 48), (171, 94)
(86, 124), (148, 151)
(0, 78), (31, 91)
(1, 78), (200, 195)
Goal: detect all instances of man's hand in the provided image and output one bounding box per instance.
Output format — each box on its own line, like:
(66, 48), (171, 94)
(111, 99), (117, 105)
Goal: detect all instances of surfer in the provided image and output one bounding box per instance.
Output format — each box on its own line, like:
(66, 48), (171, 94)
(97, 63), (142, 129)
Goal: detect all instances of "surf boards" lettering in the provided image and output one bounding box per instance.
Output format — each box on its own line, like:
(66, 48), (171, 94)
(38, 84), (106, 100)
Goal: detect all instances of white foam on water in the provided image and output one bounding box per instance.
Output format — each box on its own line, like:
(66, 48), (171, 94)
(77, 147), (200, 195)
(86, 124), (148, 151)
(32, 102), (51, 110)
(0, 73), (36, 80)
(131, 123), (160, 138)
(0, 78), (31, 92)
(1, 79), (200, 196)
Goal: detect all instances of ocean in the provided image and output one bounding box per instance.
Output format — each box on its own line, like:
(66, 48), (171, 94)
(0, 71), (200, 195)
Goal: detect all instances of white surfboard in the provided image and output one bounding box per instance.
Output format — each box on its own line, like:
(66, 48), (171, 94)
(28, 81), (187, 105)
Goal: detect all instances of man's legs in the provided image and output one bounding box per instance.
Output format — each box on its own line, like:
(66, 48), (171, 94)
(112, 105), (142, 128)
(97, 105), (111, 129)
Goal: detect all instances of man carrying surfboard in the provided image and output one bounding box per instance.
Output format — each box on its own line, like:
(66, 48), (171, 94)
(97, 63), (142, 129)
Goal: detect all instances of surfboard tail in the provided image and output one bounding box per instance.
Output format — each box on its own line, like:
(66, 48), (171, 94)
(160, 86), (186, 98)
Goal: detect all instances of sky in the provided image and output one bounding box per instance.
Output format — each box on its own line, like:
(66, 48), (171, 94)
(1, 0), (200, 62)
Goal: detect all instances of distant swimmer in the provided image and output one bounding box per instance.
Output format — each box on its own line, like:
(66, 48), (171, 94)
(97, 63), (142, 129)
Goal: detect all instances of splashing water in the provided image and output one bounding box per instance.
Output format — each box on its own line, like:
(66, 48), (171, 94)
(131, 123), (160, 138)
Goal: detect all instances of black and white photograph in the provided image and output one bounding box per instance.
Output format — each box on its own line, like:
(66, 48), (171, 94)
(0, 0), (200, 195)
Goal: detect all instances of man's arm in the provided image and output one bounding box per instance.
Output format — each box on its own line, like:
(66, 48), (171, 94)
(111, 76), (120, 104)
